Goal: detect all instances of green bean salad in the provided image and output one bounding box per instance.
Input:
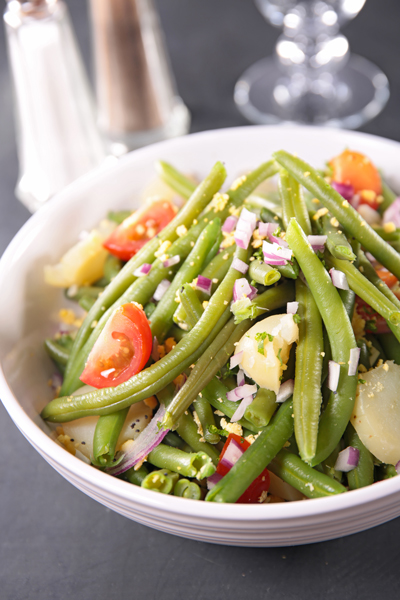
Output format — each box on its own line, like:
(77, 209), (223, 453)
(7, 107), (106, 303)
(42, 149), (400, 503)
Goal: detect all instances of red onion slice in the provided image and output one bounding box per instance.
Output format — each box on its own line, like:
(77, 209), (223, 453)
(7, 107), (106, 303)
(348, 347), (361, 376)
(396, 461), (400, 475)
(207, 472), (223, 490)
(232, 257), (249, 274)
(226, 384), (258, 402)
(233, 278), (256, 302)
(231, 395), (254, 422)
(276, 379), (294, 403)
(133, 263), (152, 277)
(237, 369), (245, 387)
(107, 404), (169, 476)
(328, 360), (340, 392)
(383, 197), (400, 228)
(222, 215), (238, 233)
(219, 436), (246, 468)
(357, 204), (380, 226)
(334, 446), (360, 472)
(230, 351), (243, 369)
(234, 230), (251, 250)
(331, 181), (355, 201)
(196, 275), (212, 295)
(263, 240), (292, 261)
(329, 268), (349, 291)
(263, 256), (287, 266)
(163, 255), (180, 268)
(153, 279), (171, 301)
(240, 207), (257, 230)
(308, 235), (327, 252)
(287, 301), (299, 314)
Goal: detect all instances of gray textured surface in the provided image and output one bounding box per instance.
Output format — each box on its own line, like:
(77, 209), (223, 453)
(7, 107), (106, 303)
(1, 1), (400, 598)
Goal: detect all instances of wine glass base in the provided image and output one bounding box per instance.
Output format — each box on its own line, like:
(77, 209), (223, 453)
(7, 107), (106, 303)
(234, 54), (389, 129)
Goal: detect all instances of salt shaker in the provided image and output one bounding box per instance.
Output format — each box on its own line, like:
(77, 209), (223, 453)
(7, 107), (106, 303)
(4, 0), (106, 212)
(88, 0), (190, 155)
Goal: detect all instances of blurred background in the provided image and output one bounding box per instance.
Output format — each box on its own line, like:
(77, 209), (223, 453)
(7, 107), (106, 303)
(1, 1), (400, 598)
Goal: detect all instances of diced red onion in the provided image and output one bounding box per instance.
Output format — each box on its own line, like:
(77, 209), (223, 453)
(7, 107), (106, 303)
(151, 336), (159, 361)
(258, 222), (272, 237)
(331, 181), (355, 201)
(240, 207), (257, 230)
(258, 222), (289, 246)
(334, 446), (360, 472)
(348, 347), (361, 376)
(383, 197), (400, 228)
(226, 384), (258, 402)
(233, 278), (256, 302)
(263, 240), (292, 262)
(234, 208), (257, 249)
(329, 268), (349, 291)
(234, 230), (251, 250)
(357, 204), (380, 226)
(231, 395), (254, 422)
(219, 436), (246, 468)
(153, 279), (170, 301)
(263, 255), (287, 266)
(237, 369), (245, 387)
(133, 263), (152, 277)
(222, 216), (238, 233)
(328, 360), (340, 392)
(107, 404), (169, 476)
(207, 472), (223, 490)
(287, 301), (298, 314)
(230, 351), (243, 369)
(163, 255), (180, 268)
(276, 379), (294, 403)
(396, 461), (400, 475)
(196, 275), (212, 295)
(232, 257), (249, 274)
(308, 235), (327, 253)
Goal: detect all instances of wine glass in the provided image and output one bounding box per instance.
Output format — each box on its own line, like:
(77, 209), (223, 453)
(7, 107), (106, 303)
(234, 0), (389, 128)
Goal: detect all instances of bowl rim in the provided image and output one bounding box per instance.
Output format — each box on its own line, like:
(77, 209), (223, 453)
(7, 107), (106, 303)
(2, 123), (400, 522)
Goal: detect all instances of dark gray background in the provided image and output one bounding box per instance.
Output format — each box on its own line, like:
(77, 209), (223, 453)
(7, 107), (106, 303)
(1, 1), (400, 598)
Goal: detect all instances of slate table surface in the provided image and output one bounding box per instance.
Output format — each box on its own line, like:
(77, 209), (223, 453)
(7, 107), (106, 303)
(1, 1), (399, 598)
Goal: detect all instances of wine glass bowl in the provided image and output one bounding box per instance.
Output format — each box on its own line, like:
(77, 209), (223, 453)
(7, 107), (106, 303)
(235, 0), (389, 128)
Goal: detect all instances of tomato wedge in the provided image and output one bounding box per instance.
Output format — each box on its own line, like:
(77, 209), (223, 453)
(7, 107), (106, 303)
(80, 302), (152, 388)
(103, 199), (177, 261)
(355, 297), (390, 335)
(330, 150), (382, 198)
(376, 268), (398, 291)
(216, 434), (270, 503)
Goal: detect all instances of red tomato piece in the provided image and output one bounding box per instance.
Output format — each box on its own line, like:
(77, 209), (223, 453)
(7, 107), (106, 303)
(80, 302), (152, 388)
(216, 434), (270, 503)
(376, 268), (398, 290)
(330, 150), (382, 196)
(104, 199), (177, 261)
(355, 296), (390, 335)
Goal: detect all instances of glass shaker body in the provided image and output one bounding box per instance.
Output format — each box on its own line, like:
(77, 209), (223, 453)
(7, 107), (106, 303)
(89, 0), (190, 154)
(4, 0), (106, 212)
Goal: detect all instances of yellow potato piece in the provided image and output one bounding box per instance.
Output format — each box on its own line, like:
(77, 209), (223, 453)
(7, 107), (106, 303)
(352, 361), (400, 465)
(44, 221), (115, 288)
(235, 314), (298, 394)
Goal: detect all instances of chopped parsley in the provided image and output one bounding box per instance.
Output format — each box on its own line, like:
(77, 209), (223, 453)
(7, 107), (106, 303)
(255, 331), (273, 354)
(208, 425), (229, 437)
(277, 347), (283, 366)
(358, 378), (366, 385)
(293, 313), (302, 324)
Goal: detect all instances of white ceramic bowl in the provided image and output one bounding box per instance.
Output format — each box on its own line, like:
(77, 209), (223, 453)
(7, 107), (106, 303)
(2, 125), (400, 547)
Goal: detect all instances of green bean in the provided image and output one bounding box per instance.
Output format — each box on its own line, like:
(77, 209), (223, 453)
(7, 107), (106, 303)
(379, 178), (397, 214)
(279, 169), (311, 235)
(107, 210), (132, 225)
(150, 220), (220, 341)
(377, 332), (400, 365)
(78, 295), (96, 311)
(147, 443), (216, 480)
(320, 214), (356, 261)
(249, 259), (281, 286)
(156, 161), (196, 199)
(377, 464), (398, 480)
(193, 396), (220, 444)
(206, 398), (294, 503)
(320, 444), (342, 483)
(293, 278), (323, 464)
(103, 254), (123, 283)
(274, 150), (400, 280)
(268, 449), (346, 498)
(357, 338), (370, 370)
(201, 378), (258, 433)
(163, 431), (188, 450)
(44, 339), (70, 370)
(357, 250), (400, 311)
(156, 384), (221, 464)
(173, 479), (202, 500)
(321, 329), (332, 384)
(61, 161), (228, 394)
(371, 226), (400, 243)
(286, 218), (357, 466)
(123, 464), (149, 486)
(178, 284), (204, 329)
(276, 258), (300, 280)
(65, 285), (104, 303)
(243, 388), (277, 429)
(141, 469), (179, 494)
(203, 230), (223, 266)
(92, 407), (129, 467)
(144, 302), (156, 319)
(326, 255), (400, 342)
(344, 423), (374, 490)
